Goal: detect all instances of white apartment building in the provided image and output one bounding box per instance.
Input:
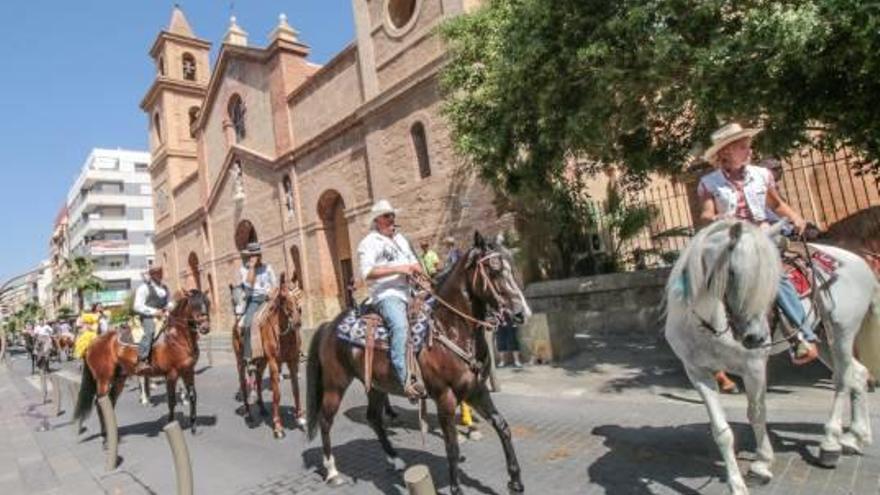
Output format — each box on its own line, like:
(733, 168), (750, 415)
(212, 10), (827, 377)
(66, 149), (154, 308)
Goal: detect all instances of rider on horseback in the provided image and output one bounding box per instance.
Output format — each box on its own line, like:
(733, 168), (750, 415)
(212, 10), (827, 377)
(236, 242), (277, 369)
(698, 123), (819, 365)
(356, 199), (426, 400)
(134, 265), (173, 373)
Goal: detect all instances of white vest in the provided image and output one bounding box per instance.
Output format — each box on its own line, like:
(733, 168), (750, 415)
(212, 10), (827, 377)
(699, 165), (772, 223)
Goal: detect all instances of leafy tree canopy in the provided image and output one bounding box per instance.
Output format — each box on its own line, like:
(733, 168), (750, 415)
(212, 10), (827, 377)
(441, 0), (880, 195)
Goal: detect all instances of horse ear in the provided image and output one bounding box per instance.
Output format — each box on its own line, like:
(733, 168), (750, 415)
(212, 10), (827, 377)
(280, 272), (287, 286)
(473, 230), (487, 250)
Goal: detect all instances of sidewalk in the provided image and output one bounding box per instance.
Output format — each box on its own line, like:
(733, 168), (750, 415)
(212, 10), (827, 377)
(0, 362), (103, 495)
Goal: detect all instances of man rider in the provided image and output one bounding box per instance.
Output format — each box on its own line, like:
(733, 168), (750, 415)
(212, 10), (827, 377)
(356, 199), (425, 400)
(237, 242), (277, 368)
(133, 266), (173, 373)
(697, 123), (819, 365)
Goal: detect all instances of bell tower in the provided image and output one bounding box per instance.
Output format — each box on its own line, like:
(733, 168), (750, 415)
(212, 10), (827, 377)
(140, 6), (211, 284)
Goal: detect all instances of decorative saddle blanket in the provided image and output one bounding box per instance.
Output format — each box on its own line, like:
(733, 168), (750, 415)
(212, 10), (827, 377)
(335, 298), (436, 351)
(784, 248), (839, 298)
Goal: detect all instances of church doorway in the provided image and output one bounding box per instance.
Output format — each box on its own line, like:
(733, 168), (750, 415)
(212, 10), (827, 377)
(317, 190), (353, 309)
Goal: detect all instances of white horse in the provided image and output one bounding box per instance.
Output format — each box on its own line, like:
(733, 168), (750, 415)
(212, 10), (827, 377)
(664, 219), (880, 494)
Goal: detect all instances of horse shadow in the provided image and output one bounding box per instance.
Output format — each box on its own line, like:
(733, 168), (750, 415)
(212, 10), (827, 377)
(302, 439), (500, 495)
(588, 421), (827, 494)
(342, 404), (448, 442)
(79, 414), (218, 442)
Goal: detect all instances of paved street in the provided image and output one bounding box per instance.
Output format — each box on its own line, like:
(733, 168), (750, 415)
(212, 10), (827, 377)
(2, 340), (880, 495)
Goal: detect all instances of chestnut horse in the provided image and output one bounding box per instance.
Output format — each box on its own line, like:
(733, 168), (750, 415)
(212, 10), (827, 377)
(233, 273), (306, 437)
(306, 232), (531, 495)
(55, 333), (75, 361)
(74, 290), (211, 436)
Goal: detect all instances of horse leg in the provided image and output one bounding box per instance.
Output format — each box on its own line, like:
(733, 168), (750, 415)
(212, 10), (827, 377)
(436, 388), (463, 495)
(166, 373), (178, 424)
(468, 384), (523, 493)
(831, 331), (872, 455)
(366, 389), (405, 471)
(289, 358), (306, 428)
(255, 360), (268, 417)
(139, 377), (150, 406)
(742, 363), (774, 484)
(268, 359), (285, 439)
(687, 366), (747, 495)
(320, 387), (349, 485)
(182, 369), (197, 434)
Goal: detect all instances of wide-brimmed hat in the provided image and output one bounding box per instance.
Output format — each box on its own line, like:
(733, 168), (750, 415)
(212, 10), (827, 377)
(147, 265), (163, 276)
(367, 199), (398, 225)
(240, 242), (262, 256)
(442, 236), (455, 245)
(703, 123), (761, 162)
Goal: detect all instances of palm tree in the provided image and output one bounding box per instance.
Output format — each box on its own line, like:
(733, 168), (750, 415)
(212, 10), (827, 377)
(57, 256), (104, 311)
(596, 181), (659, 272)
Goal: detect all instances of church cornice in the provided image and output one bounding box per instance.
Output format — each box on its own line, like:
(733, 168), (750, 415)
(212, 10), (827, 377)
(140, 77), (208, 111)
(149, 31), (212, 59)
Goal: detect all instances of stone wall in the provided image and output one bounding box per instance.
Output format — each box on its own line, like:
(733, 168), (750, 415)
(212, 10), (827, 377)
(520, 269), (670, 363)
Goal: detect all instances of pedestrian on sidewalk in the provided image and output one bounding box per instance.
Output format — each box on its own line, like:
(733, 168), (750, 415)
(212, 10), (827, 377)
(496, 314), (523, 368)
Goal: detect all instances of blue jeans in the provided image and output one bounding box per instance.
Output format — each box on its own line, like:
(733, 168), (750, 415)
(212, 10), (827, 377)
(375, 297), (409, 385)
(138, 316), (156, 360)
(777, 276), (817, 341)
(240, 294), (267, 360)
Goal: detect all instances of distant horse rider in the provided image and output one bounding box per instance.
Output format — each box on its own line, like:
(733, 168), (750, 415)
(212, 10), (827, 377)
(134, 266), (173, 373)
(237, 242), (277, 370)
(356, 199), (426, 400)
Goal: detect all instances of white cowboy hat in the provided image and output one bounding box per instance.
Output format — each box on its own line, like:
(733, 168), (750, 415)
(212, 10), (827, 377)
(703, 122), (761, 162)
(367, 199), (398, 225)
(240, 242), (262, 256)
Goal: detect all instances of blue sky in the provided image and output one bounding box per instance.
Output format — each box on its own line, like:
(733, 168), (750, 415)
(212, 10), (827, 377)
(0, 1), (353, 282)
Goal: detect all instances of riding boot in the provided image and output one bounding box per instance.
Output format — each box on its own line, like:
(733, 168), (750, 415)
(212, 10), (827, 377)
(791, 337), (819, 365)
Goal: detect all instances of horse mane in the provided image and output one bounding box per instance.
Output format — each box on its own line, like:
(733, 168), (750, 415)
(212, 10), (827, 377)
(668, 219), (780, 320)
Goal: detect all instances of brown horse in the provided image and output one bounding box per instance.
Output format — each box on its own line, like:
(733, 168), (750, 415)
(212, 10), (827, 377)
(233, 273), (306, 437)
(74, 290), (211, 436)
(55, 333), (75, 361)
(306, 232), (531, 495)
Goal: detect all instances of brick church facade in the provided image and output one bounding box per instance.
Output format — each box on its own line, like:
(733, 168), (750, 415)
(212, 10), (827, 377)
(141, 2), (511, 331)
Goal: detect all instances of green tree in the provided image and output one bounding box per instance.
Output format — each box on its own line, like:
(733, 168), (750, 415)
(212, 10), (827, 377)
(57, 256), (104, 311)
(441, 0), (880, 256)
(597, 182), (659, 272)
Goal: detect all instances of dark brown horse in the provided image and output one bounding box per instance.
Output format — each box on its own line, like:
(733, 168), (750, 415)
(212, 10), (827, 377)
(74, 290), (211, 436)
(306, 232), (531, 495)
(233, 273), (306, 437)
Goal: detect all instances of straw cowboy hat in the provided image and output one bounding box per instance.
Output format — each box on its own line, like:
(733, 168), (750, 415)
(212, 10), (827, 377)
(703, 122), (761, 162)
(367, 199), (399, 225)
(240, 242), (263, 256)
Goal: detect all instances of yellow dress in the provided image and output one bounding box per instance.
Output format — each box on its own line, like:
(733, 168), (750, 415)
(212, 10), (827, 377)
(74, 313), (100, 359)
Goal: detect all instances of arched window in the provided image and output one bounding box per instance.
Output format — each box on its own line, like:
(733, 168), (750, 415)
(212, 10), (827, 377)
(158, 56), (165, 76)
(188, 252), (201, 290)
(182, 53), (196, 81)
(387, 0), (418, 30)
(188, 106), (200, 138)
(282, 175), (294, 216)
(290, 246), (303, 289)
(228, 94), (246, 142)
(411, 121), (431, 178)
(153, 112), (163, 145)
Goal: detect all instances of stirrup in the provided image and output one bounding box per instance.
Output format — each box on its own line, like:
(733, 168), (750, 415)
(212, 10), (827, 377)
(404, 381), (426, 402)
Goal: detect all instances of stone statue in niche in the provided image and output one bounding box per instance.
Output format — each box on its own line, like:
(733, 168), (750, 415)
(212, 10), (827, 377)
(233, 161), (245, 201)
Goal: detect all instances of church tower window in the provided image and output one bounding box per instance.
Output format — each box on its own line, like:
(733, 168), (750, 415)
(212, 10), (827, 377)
(182, 53), (196, 81)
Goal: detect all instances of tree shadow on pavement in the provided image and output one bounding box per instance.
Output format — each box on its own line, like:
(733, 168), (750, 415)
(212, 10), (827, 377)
(79, 414), (217, 442)
(589, 421), (828, 494)
(303, 440), (500, 495)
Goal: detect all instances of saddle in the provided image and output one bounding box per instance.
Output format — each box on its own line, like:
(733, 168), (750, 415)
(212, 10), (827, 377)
(782, 243), (840, 299)
(335, 293), (434, 393)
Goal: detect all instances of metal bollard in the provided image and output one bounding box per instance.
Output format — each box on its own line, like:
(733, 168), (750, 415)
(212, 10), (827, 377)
(50, 374), (61, 416)
(40, 368), (48, 404)
(163, 420), (193, 495)
(96, 396), (119, 471)
(404, 465), (436, 495)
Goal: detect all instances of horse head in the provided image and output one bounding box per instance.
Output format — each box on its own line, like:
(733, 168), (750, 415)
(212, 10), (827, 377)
(679, 220), (781, 349)
(174, 289), (212, 335)
(274, 272), (303, 331)
(462, 231), (532, 325)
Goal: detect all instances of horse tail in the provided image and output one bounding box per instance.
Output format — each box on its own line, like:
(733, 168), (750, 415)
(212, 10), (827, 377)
(73, 362), (97, 423)
(306, 324), (325, 441)
(856, 282), (880, 380)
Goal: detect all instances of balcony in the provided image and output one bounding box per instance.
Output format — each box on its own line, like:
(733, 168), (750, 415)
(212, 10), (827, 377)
(88, 239), (131, 256)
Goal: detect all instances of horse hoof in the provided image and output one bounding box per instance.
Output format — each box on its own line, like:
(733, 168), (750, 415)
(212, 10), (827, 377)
(818, 448), (842, 468)
(295, 417), (307, 429)
(326, 476), (346, 487)
(507, 480), (524, 493)
(235, 405), (249, 416)
(746, 468), (772, 485)
(234, 391), (243, 402)
(273, 429), (286, 439)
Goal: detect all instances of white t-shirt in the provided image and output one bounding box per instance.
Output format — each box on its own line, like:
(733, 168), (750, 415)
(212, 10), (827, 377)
(357, 231), (419, 303)
(238, 264), (277, 298)
(34, 325), (54, 338)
